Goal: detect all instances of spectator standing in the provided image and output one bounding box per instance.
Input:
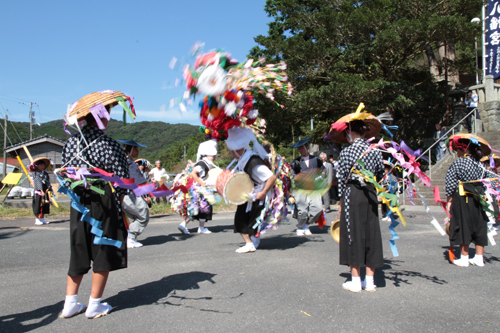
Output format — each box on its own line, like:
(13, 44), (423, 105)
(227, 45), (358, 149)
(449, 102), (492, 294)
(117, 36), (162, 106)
(465, 91), (480, 133)
(149, 160), (169, 203)
(434, 124), (447, 162)
(320, 152), (334, 212)
(329, 154), (339, 203)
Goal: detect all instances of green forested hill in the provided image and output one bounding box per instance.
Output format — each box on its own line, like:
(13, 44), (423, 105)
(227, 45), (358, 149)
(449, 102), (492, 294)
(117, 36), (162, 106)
(1, 118), (199, 161)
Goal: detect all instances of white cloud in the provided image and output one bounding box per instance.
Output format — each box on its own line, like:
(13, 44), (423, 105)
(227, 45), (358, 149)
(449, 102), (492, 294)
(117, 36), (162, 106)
(110, 106), (202, 125)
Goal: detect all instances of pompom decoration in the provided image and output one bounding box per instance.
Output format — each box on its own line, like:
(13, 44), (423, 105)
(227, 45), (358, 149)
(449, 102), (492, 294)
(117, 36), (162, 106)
(183, 50), (293, 140)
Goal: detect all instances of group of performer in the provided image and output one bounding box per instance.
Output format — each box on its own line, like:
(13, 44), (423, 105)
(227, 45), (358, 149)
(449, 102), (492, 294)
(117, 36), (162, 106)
(45, 48), (500, 318)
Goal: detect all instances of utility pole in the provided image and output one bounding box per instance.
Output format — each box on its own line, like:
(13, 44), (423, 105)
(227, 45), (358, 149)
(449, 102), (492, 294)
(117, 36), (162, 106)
(22, 102), (38, 140)
(3, 115), (7, 178)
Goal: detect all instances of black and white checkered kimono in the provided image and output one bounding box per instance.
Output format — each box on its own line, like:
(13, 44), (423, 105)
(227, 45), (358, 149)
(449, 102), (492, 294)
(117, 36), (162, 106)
(337, 138), (384, 267)
(445, 156), (489, 247)
(31, 169), (52, 215)
(62, 125), (130, 275)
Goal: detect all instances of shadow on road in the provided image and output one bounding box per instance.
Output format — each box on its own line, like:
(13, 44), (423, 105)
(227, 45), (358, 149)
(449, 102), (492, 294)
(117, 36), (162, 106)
(258, 234), (324, 250)
(0, 229), (30, 240)
(104, 271), (224, 313)
(0, 300), (64, 332)
(141, 234), (186, 246)
(339, 259), (447, 288)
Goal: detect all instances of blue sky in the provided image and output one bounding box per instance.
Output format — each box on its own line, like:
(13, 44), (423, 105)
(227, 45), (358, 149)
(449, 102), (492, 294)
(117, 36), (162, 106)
(0, 0), (271, 127)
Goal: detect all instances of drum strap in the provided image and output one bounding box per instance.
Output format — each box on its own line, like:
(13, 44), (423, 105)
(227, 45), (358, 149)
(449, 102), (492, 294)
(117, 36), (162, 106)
(195, 161), (210, 180)
(244, 156), (267, 184)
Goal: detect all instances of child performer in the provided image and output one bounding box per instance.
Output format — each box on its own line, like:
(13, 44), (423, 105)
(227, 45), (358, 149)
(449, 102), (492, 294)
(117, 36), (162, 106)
(446, 134), (491, 267)
(225, 127), (276, 253)
(178, 140), (218, 235)
(326, 107), (385, 293)
(60, 91), (131, 319)
(30, 157), (53, 225)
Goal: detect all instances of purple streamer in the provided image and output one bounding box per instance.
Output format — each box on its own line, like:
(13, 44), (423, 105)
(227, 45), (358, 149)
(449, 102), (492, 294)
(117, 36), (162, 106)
(134, 184), (156, 196)
(64, 122), (76, 136)
(328, 142), (340, 153)
(491, 155), (495, 169)
(400, 141), (415, 156)
(89, 103), (110, 130)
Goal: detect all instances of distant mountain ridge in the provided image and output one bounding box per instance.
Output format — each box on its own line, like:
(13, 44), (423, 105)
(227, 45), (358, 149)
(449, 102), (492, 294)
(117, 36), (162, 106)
(1, 118), (200, 159)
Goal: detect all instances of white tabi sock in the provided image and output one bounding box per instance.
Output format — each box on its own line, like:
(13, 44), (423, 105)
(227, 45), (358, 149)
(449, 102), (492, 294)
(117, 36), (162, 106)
(460, 254), (469, 262)
(85, 297), (111, 318)
(365, 275), (374, 286)
(352, 276), (361, 284)
(61, 295), (79, 317)
(473, 254), (484, 263)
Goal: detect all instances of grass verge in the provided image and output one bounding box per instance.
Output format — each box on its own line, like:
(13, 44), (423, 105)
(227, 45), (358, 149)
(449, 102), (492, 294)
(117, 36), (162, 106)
(0, 201), (237, 220)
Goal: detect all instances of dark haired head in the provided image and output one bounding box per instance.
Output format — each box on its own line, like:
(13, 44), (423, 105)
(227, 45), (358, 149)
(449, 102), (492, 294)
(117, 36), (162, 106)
(467, 142), (484, 161)
(345, 120), (369, 136)
(124, 145), (133, 154)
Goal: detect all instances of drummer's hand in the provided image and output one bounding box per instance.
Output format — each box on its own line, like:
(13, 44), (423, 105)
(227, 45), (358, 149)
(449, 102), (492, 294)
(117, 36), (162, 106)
(446, 201), (452, 212)
(200, 181), (207, 187)
(256, 191), (266, 201)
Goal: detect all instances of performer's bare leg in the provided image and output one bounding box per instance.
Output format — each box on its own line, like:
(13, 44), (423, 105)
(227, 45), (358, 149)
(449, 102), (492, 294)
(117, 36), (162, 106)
(66, 275), (84, 295)
(240, 233), (252, 244)
(475, 245), (484, 255)
(90, 271), (109, 298)
(460, 244), (469, 256)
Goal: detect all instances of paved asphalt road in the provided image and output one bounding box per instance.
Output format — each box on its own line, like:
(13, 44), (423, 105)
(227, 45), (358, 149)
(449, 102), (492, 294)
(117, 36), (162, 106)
(1, 208), (500, 332)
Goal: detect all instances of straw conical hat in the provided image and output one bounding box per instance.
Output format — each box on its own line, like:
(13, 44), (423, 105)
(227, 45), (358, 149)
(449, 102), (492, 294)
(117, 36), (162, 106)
(33, 157), (50, 168)
(449, 133), (491, 156)
(326, 113), (382, 144)
(480, 154), (500, 168)
(68, 90), (127, 120)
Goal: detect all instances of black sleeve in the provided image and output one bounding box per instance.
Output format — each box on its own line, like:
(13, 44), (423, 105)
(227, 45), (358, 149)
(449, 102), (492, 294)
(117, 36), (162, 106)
(317, 157), (323, 169)
(290, 157), (301, 175)
(194, 161), (210, 177)
(244, 156), (267, 183)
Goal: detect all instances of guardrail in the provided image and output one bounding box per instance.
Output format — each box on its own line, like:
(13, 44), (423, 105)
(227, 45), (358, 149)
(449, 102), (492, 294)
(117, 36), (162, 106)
(415, 107), (478, 179)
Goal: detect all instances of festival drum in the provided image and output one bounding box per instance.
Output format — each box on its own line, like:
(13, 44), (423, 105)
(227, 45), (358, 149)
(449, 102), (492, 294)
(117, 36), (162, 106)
(206, 168), (223, 186)
(216, 170), (254, 205)
(330, 219), (340, 243)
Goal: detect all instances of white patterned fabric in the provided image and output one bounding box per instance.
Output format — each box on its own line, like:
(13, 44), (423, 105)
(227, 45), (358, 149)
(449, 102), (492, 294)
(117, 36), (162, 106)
(62, 125), (130, 217)
(445, 156), (486, 197)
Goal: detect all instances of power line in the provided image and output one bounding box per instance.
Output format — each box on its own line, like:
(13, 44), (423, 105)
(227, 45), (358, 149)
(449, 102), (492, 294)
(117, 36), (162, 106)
(6, 110), (25, 143)
(0, 94), (30, 103)
(0, 111), (15, 147)
(35, 103), (43, 125)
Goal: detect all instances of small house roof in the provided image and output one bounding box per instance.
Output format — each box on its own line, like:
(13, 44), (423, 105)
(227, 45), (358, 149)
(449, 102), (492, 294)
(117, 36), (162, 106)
(5, 135), (65, 154)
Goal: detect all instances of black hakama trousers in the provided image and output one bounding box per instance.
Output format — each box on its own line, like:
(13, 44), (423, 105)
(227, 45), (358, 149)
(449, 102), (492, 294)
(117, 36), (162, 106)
(68, 184), (127, 276)
(339, 182), (384, 267)
(449, 183), (488, 247)
(234, 202), (265, 236)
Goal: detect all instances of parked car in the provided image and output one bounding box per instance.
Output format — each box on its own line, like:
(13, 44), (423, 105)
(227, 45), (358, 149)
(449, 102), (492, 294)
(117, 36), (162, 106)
(166, 174), (177, 188)
(7, 186), (34, 199)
